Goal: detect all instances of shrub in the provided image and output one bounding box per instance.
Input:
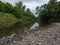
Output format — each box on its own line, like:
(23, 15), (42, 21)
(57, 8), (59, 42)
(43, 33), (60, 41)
(0, 12), (18, 29)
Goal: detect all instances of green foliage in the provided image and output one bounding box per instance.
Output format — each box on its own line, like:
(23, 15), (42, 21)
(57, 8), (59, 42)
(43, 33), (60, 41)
(0, 1), (5, 12)
(0, 1), (36, 28)
(0, 1), (22, 18)
(0, 1), (36, 37)
(0, 12), (18, 29)
(37, 0), (60, 25)
(25, 8), (36, 19)
(21, 15), (35, 27)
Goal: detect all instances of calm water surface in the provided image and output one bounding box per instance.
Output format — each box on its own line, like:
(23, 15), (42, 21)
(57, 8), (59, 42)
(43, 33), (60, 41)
(0, 22), (39, 38)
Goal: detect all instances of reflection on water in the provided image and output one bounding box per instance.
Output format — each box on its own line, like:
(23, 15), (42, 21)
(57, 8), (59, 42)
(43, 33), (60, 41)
(30, 22), (39, 30)
(0, 22), (40, 43)
(0, 22), (39, 38)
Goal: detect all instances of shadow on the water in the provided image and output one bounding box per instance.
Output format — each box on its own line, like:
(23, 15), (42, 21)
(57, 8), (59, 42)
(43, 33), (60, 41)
(0, 21), (36, 38)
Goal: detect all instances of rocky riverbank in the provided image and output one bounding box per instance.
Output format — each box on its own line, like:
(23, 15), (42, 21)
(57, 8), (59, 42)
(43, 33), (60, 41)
(0, 23), (60, 45)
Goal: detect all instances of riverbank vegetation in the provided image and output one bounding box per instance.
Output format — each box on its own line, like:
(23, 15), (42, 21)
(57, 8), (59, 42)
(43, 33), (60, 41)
(0, 12), (18, 29)
(0, 1), (36, 28)
(36, 0), (60, 25)
(0, 1), (36, 37)
(0, 0), (60, 37)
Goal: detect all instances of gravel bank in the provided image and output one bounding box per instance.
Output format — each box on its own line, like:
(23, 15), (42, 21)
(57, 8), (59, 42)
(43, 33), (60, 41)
(0, 23), (60, 45)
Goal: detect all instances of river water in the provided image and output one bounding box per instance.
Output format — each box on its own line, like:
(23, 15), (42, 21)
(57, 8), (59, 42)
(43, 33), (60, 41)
(0, 22), (40, 44)
(0, 22), (39, 38)
(30, 22), (39, 30)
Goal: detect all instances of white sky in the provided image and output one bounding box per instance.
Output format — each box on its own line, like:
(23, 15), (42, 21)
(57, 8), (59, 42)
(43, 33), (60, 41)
(0, 0), (60, 17)
(0, 0), (49, 9)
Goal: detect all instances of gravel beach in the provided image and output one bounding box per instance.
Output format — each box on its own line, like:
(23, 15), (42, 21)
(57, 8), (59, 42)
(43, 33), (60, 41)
(0, 23), (60, 45)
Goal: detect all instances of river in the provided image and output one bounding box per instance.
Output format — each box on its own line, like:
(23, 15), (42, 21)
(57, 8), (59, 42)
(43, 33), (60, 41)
(0, 22), (39, 38)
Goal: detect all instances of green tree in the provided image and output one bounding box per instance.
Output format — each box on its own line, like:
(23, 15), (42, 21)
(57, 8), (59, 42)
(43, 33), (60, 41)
(35, 6), (40, 15)
(38, 0), (60, 25)
(0, 1), (5, 12)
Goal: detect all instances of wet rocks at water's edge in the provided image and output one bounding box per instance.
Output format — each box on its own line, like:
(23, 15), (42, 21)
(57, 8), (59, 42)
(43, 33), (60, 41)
(0, 23), (60, 45)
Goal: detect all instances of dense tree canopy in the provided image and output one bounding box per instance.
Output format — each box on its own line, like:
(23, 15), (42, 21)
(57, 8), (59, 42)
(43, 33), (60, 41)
(0, 1), (36, 28)
(36, 0), (60, 25)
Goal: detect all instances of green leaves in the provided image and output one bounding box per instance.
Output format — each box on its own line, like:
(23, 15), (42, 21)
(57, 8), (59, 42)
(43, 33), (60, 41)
(0, 1), (36, 28)
(0, 12), (18, 29)
(38, 0), (60, 25)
